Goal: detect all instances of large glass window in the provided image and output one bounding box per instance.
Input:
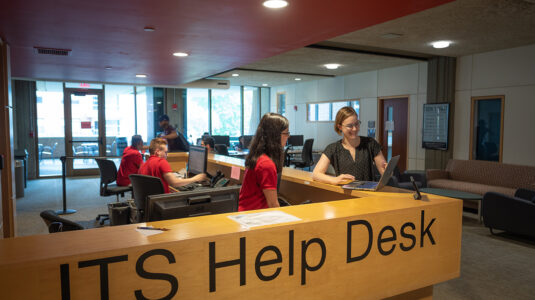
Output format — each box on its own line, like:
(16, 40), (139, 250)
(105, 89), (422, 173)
(211, 86), (241, 136)
(307, 100), (360, 122)
(186, 89), (210, 143)
(244, 86), (260, 135)
(260, 87), (270, 117)
(471, 96), (504, 162)
(36, 81), (65, 176)
(105, 85), (135, 156)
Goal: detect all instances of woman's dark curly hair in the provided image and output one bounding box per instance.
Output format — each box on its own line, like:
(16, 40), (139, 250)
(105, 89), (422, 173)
(245, 113), (289, 173)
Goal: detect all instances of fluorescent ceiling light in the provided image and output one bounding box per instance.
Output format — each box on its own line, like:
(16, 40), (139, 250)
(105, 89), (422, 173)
(431, 40), (451, 49)
(232, 73), (239, 77)
(173, 52), (189, 57)
(324, 63), (341, 70)
(262, 83), (268, 86)
(295, 78), (301, 81)
(263, 0), (288, 8)
(136, 74), (147, 78)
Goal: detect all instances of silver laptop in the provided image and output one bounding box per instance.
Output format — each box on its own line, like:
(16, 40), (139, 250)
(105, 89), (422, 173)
(342, 155), (400, 191)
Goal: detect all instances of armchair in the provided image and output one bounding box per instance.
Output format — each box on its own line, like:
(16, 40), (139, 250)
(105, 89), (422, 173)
(482, 188), (535, 239)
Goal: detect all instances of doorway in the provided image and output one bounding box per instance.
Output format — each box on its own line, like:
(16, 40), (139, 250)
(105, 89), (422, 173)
(379, 97), (409, 172)
(64, 88), (105, 176)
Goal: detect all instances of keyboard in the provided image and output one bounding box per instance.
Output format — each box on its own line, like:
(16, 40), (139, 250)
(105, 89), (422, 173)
(176, 183), (201, 191)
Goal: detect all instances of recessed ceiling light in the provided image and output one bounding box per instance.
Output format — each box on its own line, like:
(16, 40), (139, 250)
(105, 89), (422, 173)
(262, 83), (268, 86)
(173, 52), (189, 57)
(105, 66), (112, 70)
(136, 74), (147, 78)
(324, 63), (341, 70)
(295, 78), (301, 81)
(431, 40), (451, 49)
(143, 27), (155, 32)
(263, 0), (288, 8)
(232, 73), (239, 77)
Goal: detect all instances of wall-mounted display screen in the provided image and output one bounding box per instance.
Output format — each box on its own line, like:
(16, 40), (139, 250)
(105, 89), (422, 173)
(422, 103), (449, 150)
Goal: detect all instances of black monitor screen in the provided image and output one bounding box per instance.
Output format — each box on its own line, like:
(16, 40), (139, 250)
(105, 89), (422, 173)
(188, 145), (207, 175)
(147, 185), (240, 221)
(240, 135), (253, 149)
(287, 135), (304, 147)
(212, 135), (230, 147)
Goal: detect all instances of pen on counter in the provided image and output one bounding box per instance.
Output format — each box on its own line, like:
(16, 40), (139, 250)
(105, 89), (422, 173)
(137, 226), (170, 231)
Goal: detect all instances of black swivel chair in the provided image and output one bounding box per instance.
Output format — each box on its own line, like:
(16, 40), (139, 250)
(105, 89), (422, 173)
(129, 174), (165, 222)
(95, 158), (133, 224)
(388, 167), (426, 190)
(215, 144), (229, 156)
(293, 138), (314, 171)
(40, 210), (84, 233)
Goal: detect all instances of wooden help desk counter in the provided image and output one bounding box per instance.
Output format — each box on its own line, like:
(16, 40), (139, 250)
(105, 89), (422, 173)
(0, 153), (462, 299)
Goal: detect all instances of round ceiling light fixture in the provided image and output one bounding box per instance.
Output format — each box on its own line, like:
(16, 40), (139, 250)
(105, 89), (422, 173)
(431, 40), (451, 49)
(263, 0), (288, 8)
(143, 27), (155, 32)
(173, 52), (189, 57)
(104, 66), (112, 70)
(232, 73), (240, 77)
(295, 78), (302, 81)
(136, 74), (147, 78)
(262, 83), (269, 86)
(324, 63), (341, 70)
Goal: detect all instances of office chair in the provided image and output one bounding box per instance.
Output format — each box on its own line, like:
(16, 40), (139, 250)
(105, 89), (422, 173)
(387, 167), (426, 190)
(293, 139), (314, 171)
(215, 144), (229, 156)
(95, 158), (133, 224)
(40, 210), (84, 233)
(129, 174), (165, 222)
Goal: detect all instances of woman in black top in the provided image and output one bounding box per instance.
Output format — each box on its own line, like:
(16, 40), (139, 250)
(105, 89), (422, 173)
(313, 106), (388, 185)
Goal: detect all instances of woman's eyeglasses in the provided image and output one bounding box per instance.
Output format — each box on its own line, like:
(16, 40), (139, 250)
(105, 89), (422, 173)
(342, 120), (361, 129)
(281, 131), (291, 137)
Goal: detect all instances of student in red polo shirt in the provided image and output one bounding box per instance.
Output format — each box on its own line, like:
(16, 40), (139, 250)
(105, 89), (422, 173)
(239, 113), (290, 211)
(116, 135), (144, 186)
(138, 138), (207, 193)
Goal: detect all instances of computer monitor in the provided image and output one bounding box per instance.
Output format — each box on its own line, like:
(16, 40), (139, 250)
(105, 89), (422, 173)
(147, 185), (240, 221)
(212, 135), (230, 147)
(188, 145), (207, 175)
(239, 135), (253, 149)
(287, 135), (304, 147)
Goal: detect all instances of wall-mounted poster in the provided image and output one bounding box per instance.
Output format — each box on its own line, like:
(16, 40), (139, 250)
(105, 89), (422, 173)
(422, 103), (450, 150)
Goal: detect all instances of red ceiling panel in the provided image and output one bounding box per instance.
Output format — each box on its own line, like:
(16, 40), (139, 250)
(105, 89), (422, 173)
(0, 0), (454, 85)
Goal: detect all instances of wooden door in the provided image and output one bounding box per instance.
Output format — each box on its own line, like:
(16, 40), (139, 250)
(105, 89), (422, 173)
(379, 97), (408, 172)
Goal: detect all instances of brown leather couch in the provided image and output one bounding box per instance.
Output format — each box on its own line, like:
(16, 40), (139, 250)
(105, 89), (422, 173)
(426, 159), (535, 197)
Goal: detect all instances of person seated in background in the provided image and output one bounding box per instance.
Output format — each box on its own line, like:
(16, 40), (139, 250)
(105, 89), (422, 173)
(138, 138), (207, 193)
(313, 106), (387, 185)
(158, 114), (189, 152)
(239, 113), (290, 211)
(201, 136), (216, 153)
(116, 135), (143, 186)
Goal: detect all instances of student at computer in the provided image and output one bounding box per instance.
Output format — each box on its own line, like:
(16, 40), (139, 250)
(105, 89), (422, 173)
(201, 136), (216, 153)
(117, 135), (144, 186)
(138, 138), (207, 193)
(239, 113), (289, 211)
(313, 106), (387, 185)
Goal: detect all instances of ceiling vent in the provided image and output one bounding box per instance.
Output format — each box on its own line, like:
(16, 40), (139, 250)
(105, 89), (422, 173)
(34, 47), (72, 56)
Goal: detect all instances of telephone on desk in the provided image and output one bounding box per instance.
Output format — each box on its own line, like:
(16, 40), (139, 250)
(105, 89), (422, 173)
(209, 170), (229, 188)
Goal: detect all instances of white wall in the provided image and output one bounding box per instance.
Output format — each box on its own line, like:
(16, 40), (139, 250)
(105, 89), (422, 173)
(271, 62), (428, 170)
(454, 43), (535, 166)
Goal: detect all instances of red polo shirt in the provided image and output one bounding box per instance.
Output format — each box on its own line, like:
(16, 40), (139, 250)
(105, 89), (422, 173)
(138, 155), (173, 193)
(116, 146), (142, 186)
(238, 154), (278, 211)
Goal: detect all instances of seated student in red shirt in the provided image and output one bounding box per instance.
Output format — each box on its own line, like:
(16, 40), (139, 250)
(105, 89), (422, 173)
(138, 138), (207, 193)
(116, 135), (144, 186)
(239, 113), (290, 211)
